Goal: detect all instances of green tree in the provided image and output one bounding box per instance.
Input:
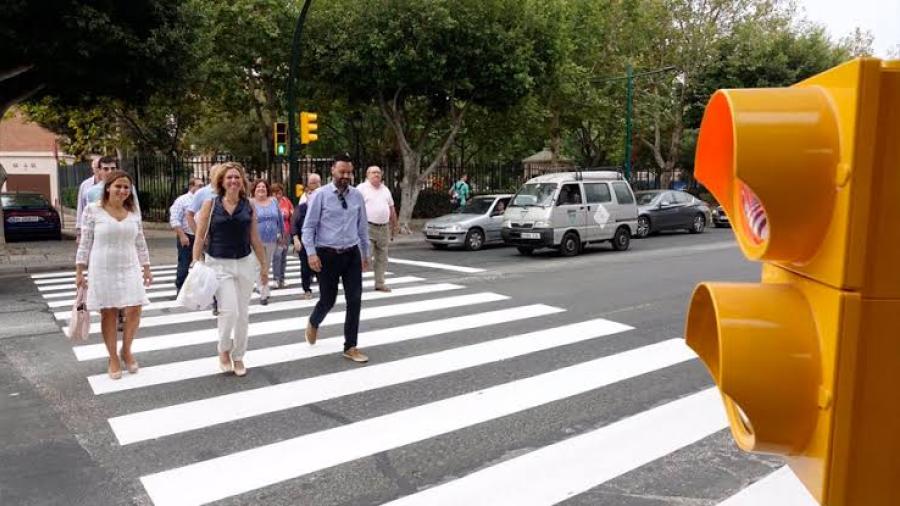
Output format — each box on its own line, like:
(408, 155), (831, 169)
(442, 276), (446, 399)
(305, 0), (563, 229)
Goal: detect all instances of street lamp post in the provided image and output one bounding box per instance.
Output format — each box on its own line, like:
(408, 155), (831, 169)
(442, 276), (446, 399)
(287, 0), (313, 202)
(591, 64), (677, 182)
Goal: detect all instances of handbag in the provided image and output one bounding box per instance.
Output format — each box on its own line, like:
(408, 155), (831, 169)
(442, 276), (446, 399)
(177, 198), (220, 310)
(67, 285), (90, 342)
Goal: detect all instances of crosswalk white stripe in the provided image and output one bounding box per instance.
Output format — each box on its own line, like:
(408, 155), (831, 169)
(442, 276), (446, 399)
(89, 304), (565, 395)
(72, 291), (506, 361)
(33, 268), (180, 284)
(110, 316), (625, 444)
(140, 338), (696, 506)
(30, 263), (182, 279)
(718, 467), (818, 506)
(389, 257), (485, 273)
(31, 259), (307, 280)
(34, 260), (308, 286)
(38, 264), (305, 292)
(383, 388), (725, 506)
(53, 276), (423, 319)
(68, 282), (457, 335)
(40, 271), (385, 301)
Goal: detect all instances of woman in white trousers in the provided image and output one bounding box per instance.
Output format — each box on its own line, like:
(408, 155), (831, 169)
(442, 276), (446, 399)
(192, 162), (268, 377)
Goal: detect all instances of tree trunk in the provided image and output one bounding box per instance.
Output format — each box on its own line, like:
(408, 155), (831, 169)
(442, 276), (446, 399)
(550, 108), (561, 168)
(379, 92), (465, 234)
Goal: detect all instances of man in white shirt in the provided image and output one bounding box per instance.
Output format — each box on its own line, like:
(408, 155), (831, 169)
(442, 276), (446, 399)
(75, 155), (102, 247)
(356, 165), (397, 291)
(170, 177), (204, 293)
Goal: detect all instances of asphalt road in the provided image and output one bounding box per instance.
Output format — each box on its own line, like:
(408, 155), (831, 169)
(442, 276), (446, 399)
(0, 226), (818, 506)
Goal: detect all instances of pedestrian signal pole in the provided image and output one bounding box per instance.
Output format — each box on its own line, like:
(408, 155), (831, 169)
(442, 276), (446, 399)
(685, 58), (900, 505)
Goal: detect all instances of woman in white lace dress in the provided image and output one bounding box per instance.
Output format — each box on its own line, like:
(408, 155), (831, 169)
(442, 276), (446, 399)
(75, 171), (153, 379)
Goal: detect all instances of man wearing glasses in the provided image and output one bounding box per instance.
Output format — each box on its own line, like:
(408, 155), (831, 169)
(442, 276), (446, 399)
(302, 153), (371, 363)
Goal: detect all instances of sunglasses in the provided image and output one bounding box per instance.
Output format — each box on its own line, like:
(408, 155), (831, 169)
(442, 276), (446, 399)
(338, 192), (348, 210)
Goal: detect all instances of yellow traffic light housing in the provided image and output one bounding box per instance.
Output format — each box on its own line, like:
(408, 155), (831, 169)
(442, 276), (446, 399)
(273, 121), (287, 156)
(300, 111), (318, 144)
(685, 58), (900, 505)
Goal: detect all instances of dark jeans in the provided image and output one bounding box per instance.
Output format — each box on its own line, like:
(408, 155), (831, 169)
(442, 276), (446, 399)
(298, 247), (314, 293)
(175, 234), (195, 292)
(308, 246), (362, 351)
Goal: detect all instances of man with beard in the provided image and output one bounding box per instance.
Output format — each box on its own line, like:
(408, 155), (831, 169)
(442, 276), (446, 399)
(302, 154), (370, 363)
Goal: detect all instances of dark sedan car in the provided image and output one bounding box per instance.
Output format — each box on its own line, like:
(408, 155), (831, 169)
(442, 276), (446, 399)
(2, 192), (62, 241)
(712, 205), (730, 227)
(634, 190), (710, 238)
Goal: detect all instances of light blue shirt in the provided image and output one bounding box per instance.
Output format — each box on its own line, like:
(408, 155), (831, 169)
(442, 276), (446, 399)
(302, 183), (370, 258)
(169, 191), (195, 234)
(188, 184), (217, 215)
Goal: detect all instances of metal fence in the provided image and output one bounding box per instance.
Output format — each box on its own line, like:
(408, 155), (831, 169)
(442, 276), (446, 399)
(57, 154), (704, 222)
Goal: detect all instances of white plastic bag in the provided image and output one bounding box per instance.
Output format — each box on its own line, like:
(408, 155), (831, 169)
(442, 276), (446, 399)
(177, 261), (219, 310)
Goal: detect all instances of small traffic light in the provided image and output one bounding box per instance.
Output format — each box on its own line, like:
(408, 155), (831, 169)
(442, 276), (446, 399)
(300, 111), (318, 144)
(685, 58), (900, 505)
(273, 121), (287, 156)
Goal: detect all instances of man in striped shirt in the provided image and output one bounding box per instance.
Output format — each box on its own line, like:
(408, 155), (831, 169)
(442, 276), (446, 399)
(170, 178), (204, 293)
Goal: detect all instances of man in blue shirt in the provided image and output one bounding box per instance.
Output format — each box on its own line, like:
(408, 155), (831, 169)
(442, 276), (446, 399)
(169, 177), (204, 293)
(302, 154), (370, 363)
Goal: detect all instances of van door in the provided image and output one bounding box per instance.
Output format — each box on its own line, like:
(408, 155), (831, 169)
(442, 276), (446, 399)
(583, 182), (615, 241)
(611, 181), (639, 232)
(551, 183), (588, 242)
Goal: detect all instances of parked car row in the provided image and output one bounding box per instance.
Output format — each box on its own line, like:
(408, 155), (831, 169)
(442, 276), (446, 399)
(423, 172), (720, 256)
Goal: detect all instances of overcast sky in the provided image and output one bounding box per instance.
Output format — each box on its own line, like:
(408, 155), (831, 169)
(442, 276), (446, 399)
(795, 0), (900, 57)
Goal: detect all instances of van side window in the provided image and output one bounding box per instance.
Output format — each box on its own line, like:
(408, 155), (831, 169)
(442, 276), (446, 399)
(584, 183), (612, 204)
(556, 184), (583, 206)
(612, 182), (635, 204)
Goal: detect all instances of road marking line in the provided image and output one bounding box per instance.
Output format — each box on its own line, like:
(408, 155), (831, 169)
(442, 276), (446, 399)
(389, 257), (485, 273)
(384, 388), (726, 506)
(89, 304), (565, 395)
(53, 276), (422, 320)
(140, 338), (696, 506)
(110, 306), (596, 444)
(718, 467), (818, 506)
(72, 291), (505, 361)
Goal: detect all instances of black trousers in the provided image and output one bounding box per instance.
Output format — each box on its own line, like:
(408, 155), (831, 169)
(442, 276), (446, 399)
(308, 247), (362, 351)
(175, 234), (195, 292)
(298, 247), (314, 293)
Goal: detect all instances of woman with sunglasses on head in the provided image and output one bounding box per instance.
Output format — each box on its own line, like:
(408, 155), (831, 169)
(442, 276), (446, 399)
(193, 162), (268, 377)
(75, 171), (152, 379)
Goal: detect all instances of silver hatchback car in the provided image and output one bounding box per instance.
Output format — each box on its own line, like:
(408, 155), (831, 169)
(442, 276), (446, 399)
(423, 194), (513, 250)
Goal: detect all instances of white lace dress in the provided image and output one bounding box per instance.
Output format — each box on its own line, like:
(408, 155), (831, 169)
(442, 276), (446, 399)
(75, 203), (151, 310)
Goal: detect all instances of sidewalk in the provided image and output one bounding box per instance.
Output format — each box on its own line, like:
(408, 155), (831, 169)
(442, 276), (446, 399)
(0, 209), (428, 276)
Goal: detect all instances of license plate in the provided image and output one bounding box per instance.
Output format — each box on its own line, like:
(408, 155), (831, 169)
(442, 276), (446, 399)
(521, 232), (540, 239)
(8, 216), (41, 223)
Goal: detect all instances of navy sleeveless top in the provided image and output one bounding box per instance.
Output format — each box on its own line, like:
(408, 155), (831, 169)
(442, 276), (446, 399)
(207, 197), (253, 259)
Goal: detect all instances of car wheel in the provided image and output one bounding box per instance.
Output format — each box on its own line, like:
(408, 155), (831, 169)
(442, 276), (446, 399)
(612, 226), (631, 251)
(431, 243), (448, 250)
(636, 216), (651, 238)
(516, 246), (534, 256)
(689, 214), (706, 234)
(559, 232), (580, 257)
(465, 228), (485, 251)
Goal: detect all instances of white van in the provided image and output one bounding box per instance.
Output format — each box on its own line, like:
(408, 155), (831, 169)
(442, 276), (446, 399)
(501, 171), (639, 256)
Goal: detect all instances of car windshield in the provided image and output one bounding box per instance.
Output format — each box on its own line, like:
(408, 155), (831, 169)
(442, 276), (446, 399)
(1, 194), (50, 209)
(635, 192), (661, 206)
(511, 183), (556, 207)
(455, 197), (494, 214)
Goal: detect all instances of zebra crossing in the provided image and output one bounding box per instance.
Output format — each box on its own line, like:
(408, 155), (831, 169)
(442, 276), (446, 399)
(33, 257), (815, 506)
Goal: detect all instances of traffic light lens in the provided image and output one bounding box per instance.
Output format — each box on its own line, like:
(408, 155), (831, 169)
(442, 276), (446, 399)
(277, 145), (285, 155)
(739, 184), (769, 245)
